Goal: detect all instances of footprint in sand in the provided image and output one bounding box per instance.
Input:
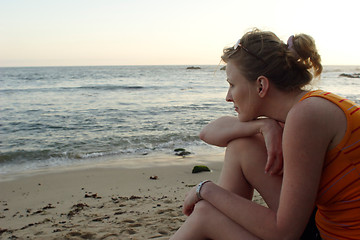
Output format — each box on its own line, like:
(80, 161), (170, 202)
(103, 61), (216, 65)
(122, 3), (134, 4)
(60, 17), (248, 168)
(120, 228), (137, 235)
(65, 231), (96, 239)
(99, 233), (120, 239)
(128, 223), (142, 228)
(156, 208), (174, 215)
(122, 219), (135, 223)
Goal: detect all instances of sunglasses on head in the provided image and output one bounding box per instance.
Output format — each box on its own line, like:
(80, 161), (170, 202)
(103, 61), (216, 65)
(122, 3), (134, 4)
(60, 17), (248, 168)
(233, 39), (267, 65)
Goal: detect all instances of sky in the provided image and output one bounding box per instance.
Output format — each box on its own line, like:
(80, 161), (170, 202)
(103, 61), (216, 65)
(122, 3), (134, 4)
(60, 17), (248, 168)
(1, 0), (359, 67)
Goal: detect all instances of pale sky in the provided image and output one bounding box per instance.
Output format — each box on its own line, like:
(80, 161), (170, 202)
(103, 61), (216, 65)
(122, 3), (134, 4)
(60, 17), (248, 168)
(1, 0), (359, 67)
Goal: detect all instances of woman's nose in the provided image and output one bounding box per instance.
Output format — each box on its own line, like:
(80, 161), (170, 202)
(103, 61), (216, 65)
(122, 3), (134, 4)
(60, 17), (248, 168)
(226, 90), (233, 102)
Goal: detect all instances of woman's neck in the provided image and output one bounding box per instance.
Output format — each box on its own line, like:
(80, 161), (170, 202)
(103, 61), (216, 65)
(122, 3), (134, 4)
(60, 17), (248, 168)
(262, 89), (307, 122)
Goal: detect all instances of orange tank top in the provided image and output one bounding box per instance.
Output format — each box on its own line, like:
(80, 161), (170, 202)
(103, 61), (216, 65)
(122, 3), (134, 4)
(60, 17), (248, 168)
(300, 90), (360, 240)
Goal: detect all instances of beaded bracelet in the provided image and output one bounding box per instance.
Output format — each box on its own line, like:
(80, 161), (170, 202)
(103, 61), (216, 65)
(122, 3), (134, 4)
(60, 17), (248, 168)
(196, 180), (211, 200)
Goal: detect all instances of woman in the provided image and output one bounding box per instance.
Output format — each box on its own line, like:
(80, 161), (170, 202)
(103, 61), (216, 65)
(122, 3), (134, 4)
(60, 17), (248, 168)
(170, 29), (360, 239)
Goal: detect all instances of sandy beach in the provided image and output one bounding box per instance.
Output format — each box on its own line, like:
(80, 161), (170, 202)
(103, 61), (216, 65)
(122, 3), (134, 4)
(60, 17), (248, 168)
(0, 154), (265, 240)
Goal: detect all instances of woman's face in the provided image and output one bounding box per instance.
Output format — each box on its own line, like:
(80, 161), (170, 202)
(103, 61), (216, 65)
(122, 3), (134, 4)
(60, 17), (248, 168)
(225, 61), (260, 121)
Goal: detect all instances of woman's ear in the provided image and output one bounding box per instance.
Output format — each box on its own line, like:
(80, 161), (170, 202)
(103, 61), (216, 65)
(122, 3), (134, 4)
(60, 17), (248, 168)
(256, 76), (269, 98)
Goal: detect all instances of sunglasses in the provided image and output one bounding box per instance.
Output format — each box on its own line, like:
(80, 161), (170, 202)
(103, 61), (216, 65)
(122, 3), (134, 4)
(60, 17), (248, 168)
(233, 39), (267, 65)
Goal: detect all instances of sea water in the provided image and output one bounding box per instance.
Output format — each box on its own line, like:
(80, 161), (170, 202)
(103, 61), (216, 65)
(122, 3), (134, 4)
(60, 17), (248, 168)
(1, 65), (360, 175)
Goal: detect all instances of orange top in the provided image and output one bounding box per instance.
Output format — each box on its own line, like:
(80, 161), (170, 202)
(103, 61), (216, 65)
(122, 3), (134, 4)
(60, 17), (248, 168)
(300, 90), (360, 240)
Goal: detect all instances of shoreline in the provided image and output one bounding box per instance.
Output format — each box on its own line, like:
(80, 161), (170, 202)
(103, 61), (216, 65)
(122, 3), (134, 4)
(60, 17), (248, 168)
(0, 149), (225, 182)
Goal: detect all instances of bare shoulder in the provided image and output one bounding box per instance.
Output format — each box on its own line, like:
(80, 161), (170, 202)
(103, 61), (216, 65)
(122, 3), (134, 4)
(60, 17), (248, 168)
(286, 96), (347, 150)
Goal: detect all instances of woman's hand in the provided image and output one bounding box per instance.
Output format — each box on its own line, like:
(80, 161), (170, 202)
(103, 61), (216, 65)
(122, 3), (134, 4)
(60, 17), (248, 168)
(182, 186), (199, 216)
(259, 119), (284, 175)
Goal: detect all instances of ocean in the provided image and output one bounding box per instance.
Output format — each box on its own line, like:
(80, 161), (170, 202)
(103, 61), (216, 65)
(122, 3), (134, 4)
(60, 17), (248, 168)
(1, 65), (360, 176)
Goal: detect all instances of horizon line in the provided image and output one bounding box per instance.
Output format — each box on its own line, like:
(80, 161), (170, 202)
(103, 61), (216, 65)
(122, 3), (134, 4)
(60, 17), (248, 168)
(1, 63), (359, 68)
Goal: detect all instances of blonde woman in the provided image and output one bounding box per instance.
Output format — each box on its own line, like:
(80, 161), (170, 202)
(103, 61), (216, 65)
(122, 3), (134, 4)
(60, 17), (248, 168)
(171, 29), (360, 240)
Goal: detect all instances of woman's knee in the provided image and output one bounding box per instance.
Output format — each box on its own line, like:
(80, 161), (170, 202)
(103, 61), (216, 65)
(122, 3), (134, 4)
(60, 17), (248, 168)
(191, 200), (220, 223)
(193, 200), (213, 216)
(225, 136), (269, 182)
(226, 136), (267, 163)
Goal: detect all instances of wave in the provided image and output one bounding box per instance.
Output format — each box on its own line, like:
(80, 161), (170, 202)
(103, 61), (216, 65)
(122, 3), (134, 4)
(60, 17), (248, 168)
(79, 85), (145, 91)
(0, 135), (206, 175)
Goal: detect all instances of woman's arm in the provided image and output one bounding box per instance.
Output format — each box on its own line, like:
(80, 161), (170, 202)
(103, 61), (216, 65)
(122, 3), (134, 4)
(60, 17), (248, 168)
(200, 116), (265, 147)
(200, 116), (284, 174)
(199, 116), (262, 147)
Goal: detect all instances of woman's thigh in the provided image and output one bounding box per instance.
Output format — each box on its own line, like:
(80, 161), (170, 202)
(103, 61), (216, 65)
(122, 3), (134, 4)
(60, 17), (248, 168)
(178, 200), (261, 240)
(219, 135), (283, 210)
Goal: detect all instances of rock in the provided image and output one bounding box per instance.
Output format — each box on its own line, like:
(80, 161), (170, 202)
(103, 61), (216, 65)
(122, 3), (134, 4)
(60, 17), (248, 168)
(339, 73), (360, 78)
(174, 148), (186, 152)
(150, 175), (158, 180)
(186, 66), (201, 70)
(192, 165), (211, 173)
(174, 148), (191, 157)
(175, 151), (191, 157)
(177, 151), (191, 156)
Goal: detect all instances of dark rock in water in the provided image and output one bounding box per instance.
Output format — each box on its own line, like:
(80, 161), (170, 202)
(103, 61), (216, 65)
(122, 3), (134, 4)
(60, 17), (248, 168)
(192, 165), (211, 173)
(174, 148), (186, 152)
(339, 73), (360, 78)
(175, 151), (191, 157)
(187, 66), (201, 70)
(174, 148), (191, 157)
(220, 66), (226, 70)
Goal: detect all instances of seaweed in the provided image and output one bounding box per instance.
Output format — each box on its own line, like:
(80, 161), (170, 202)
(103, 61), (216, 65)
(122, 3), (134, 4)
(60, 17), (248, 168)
(192, 165), (211, 173)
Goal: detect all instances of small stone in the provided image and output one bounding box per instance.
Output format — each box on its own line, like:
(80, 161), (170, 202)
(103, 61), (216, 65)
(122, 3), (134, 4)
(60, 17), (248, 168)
(192, 165), (211, 173)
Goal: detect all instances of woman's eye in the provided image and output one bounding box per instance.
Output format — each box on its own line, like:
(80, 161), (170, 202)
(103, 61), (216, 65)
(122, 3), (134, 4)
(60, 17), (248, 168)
(227, 79), (234, 88)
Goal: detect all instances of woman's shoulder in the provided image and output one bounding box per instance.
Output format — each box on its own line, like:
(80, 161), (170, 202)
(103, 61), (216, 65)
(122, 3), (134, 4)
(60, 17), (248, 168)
(292, 91), (345, 119)
(286, 94), (347, 149)
(289, 93), (346, 128)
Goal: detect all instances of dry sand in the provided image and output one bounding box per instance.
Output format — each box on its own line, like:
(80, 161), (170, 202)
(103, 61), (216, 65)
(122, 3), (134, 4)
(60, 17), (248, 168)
(0, 154), (265, 239)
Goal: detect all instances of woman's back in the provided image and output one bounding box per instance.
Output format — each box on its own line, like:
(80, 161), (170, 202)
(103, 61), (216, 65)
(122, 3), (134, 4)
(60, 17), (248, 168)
(301, 90), (360, 239)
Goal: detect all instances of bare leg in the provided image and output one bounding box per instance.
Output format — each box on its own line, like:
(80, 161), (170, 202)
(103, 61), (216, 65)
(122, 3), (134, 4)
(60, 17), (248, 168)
(218, 137), (254, 199)
(170, 136), (283, 240)
(224, 135), (283, 210)
(171, 201), (260, 240)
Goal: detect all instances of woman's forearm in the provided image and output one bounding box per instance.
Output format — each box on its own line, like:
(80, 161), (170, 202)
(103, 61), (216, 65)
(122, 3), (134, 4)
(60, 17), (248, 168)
(200, 116), (284, 174)
(199, 116), (266, 147)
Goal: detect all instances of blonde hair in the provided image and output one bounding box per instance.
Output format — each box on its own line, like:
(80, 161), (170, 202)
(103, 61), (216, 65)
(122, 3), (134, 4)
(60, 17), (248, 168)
(221, 29), (322, 91)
